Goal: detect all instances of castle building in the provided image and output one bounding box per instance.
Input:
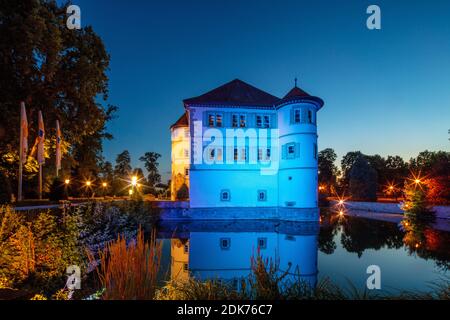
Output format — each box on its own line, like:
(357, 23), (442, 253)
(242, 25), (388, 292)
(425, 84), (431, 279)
(170, 79), (324, 218)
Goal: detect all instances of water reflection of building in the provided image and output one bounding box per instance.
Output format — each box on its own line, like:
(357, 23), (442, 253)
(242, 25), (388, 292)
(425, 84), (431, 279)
(162, 220), (319, 289)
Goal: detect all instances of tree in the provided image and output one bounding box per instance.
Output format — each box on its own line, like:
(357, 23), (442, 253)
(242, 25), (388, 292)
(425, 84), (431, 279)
(385, 155), (408, 185)
(176, 184), (189, 200)
(348, 155), (378, 201)
(139, 152), (161, 188)
(114, 151), (132, 177)
(402, 181), (434, 222)
(340, 151), (364, 191)
(0, 0), (116, 196)
(409, 151), (450, 205)
(318, 148), (339, 194)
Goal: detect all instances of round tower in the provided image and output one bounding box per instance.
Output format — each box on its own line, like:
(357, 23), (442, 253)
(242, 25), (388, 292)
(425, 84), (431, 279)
(277, 83), (324, 218)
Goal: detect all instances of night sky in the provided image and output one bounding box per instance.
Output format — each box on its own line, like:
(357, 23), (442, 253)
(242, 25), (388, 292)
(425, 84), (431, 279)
(65, 0), (450, 181)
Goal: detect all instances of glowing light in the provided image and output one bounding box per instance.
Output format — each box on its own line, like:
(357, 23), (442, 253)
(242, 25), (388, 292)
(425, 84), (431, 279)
(64, 179), (70, 185)
(85, 181), (91, 187)
(102, 182), (107, 187)
(404, 221), (409, 226)
(389, 186), (394, 190)
(338, 200), (344, 205)
(131, 176), (138, 186)
(414, 179), (421, 184)
(415, 243), (420, 248)
(339, 210), (344, 217)
(129, 189), (133, 195)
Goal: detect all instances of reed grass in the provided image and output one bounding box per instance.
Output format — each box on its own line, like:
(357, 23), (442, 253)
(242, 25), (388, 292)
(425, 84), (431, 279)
(87, 227), (162, 300)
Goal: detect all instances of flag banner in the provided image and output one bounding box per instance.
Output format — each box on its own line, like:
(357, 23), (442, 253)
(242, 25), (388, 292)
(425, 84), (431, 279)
(20, 102), (28, 164)
(56, 120), (61, 170)
(37, 111), (45, 165)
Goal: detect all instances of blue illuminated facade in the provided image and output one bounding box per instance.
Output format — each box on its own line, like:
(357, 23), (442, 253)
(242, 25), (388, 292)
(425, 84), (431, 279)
(170, 79), (324, 221)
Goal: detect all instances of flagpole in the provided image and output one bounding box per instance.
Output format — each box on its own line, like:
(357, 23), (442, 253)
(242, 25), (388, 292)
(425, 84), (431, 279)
(39, 164), (42, 200)
(18, 103), (24, 202)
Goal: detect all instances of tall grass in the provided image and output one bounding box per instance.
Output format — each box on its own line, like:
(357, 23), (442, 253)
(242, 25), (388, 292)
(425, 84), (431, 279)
(88, 228), (162, 300)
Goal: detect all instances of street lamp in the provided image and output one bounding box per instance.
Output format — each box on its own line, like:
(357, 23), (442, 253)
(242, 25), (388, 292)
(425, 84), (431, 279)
(102, 182), (107, 187)
(86, 181), (91, 187)
(65, 179), (70, 185)
(131, 176), (138, 187)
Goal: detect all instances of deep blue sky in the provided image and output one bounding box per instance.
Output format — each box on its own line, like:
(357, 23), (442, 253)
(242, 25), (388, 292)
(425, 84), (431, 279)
(67, 0), (450, 181)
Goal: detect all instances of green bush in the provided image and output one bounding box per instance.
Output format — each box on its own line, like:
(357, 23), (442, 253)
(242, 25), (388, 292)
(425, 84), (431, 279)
(0, 171), (12, 204)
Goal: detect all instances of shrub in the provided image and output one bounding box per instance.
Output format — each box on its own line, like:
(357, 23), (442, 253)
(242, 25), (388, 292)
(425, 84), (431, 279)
(88, 228), (162, 300)
(176, 184), (189, 200)
(0, 171), (12, 204)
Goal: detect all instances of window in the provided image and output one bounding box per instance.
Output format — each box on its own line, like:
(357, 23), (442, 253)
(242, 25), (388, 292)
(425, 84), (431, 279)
(208, 113), (223, 127)
(185, 168), (189, 176)
(217, 148), (223, 161)
(308, 110), (313, 123)
(240, 114), (246, 127)
(256, 115), (262, 128)
(234, 148), (238, 161)
(220, 189), (230, 201)
(257, 148), (263, 161)
(287, 143), (295, 159)
(263, 115), (270, 128)
(220, 238), (231, 250)
(313, 143), (317, 159)
(241, 148), (247, 161)
(266, 148), (271, 160)
(184, 244), (189, 253)
(183, 263), (189, 271)
(208, 114), (215, 127)
(209, 148), (215, 160)
(257, 238), (267, 249)
(216, 114), (223, 127)
(184, 149), (189, 158)
(232, 114), (238, 128)
(294, 108), (301, 123)
(257, 190), (267, 201)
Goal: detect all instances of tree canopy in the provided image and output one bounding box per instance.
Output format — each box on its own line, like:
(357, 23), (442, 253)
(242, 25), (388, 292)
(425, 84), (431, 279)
(0, 0), (116, 195)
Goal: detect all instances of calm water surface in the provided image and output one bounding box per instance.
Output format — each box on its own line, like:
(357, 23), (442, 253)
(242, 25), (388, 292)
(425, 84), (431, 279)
(155, 212), (449, 295)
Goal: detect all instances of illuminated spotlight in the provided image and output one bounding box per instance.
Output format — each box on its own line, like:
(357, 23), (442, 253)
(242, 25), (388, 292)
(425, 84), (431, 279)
(131, 176), (138, 186)
(86, 181), (91, 187)
(129, 189), (133, 195)
(414, 179), (421, 184)
(339, 210), (344, 217)
(64, 179), (70, 185)
(102, 182), (107, 187)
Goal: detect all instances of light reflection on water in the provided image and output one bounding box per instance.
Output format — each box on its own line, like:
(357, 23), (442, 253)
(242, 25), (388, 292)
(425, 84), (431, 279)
(156, 213), (449, 295)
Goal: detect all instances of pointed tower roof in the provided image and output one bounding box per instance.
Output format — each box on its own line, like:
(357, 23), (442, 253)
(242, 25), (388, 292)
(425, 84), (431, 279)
(183, 79), (279, 108)
(277, 81), (324, 109)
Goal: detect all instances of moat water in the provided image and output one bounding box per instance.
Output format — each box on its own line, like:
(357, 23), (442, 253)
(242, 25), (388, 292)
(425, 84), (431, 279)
(155, 212), (450, 296)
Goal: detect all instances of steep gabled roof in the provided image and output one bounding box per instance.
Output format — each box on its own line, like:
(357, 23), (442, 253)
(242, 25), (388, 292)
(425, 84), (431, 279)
(170, 112), (188, 129)
(183, 79), (280, 107)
